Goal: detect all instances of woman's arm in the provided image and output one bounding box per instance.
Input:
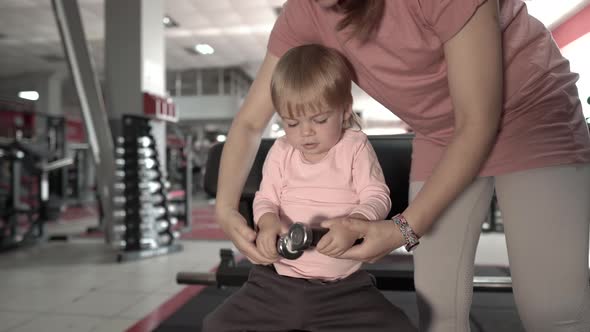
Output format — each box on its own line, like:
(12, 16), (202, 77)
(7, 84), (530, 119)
(404, 0), (502, 236)
(329, 0), (503, 262)
(215, 52), (280, 264)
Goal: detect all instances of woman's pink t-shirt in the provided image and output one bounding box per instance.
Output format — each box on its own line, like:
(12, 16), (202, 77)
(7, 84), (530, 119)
(268, 0), (590, 181)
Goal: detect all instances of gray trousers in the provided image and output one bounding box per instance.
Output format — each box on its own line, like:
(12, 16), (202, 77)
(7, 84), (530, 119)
(412, 164), (590, 332)
(202, 265), (417, 332)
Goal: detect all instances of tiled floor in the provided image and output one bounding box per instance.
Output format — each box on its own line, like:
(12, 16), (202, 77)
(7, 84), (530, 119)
(0, 236), (235, 332)
(0, 196), (235, 332)
(0, 196), (588, 332)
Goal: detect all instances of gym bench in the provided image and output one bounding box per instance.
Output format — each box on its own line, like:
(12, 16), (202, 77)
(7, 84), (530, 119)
(176, 134), (515, 292)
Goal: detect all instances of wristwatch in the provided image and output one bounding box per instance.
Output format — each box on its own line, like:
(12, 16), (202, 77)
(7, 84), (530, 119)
(391, 214), (420, 252)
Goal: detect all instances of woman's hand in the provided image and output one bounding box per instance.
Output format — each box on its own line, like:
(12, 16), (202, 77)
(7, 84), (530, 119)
(255, 214), (284, 263)
(316, 222), (362, 257)
(216, 207), (276, 265)
(321, 218), (405, 263)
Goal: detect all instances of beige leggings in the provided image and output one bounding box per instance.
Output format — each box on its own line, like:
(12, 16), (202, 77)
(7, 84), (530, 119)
(411, 164), (590, 332)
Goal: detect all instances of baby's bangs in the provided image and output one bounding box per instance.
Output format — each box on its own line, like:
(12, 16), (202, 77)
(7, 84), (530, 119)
(276, 83), (349, 118)
(278, 97), (330, 118)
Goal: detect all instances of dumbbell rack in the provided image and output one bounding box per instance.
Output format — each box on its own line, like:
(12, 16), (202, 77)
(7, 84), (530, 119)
(112, 115), (182, 262)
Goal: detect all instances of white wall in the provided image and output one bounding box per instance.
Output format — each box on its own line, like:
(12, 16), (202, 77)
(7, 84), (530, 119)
(173, 95), (241, 120)
(561, 32), (590, 118)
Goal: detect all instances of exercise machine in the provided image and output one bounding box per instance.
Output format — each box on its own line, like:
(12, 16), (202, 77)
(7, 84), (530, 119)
(0, 133), (72, 250)
(176, 134), (516, 292)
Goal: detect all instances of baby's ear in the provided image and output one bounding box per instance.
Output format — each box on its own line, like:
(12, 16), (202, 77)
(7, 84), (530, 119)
(343, 104), (353, 121)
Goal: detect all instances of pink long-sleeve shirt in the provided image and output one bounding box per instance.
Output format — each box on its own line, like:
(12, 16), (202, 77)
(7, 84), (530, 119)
(253, 130), (391, 281)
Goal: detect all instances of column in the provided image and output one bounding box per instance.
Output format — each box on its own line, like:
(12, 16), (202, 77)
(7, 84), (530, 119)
(105, 0), (167, 170)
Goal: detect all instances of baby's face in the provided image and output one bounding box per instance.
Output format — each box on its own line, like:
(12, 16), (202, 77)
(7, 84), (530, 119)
(280, 108), (350, 162)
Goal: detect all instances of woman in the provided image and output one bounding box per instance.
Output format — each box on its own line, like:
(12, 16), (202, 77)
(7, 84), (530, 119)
(215, 0), (590, 331)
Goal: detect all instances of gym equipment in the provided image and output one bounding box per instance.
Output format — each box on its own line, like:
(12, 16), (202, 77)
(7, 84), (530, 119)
(45, 115), (68, 202)
(482, 194), (504, 233)
(166, 130), (192, 229)
(0, 136), (72, 250)
(177, 248), (513, 293)
(276, 234), (302, 260)
(66, 142), (93, 205)
(176, 134), (528, 293)
(276, 222), (364, 260)
(111, 115), (181, 262)
(0, 100), (73, 221)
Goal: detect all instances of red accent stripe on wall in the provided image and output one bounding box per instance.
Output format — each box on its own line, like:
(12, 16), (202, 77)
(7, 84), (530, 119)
(552, 3), (590, 48)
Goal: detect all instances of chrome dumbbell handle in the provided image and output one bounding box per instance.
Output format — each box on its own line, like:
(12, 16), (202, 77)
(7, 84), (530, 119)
(278, 223), (364, 260)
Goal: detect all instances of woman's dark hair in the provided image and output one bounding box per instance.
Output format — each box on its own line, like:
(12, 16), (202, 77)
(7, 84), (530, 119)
(335, 0), (385, 41)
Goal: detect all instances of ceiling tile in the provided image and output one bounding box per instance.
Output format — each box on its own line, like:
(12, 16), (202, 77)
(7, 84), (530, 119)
(1, 0), (584, 80)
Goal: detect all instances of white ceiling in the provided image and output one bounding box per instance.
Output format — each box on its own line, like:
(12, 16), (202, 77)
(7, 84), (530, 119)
(0, 0), (587, 79)
(0, 0), (284, 79)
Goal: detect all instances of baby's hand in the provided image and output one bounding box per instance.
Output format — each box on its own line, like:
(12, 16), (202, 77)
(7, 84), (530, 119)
(255, 214), (283, 263)
(316, 222), (362, 258)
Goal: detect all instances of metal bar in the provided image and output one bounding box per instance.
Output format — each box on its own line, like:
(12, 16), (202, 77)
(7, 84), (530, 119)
(184, 135), (192, 228)
(473, 276), (512, 290)
(69, 143), (90, 150)
(176, 272), (217, 286)
(52, 0), (116, 243)
(175, 250), (516, 293)
(117, 243), (184, 263)
(38, 157), (74, 172)
(175, 268), (517, 292)
(11, 155), (21, 211)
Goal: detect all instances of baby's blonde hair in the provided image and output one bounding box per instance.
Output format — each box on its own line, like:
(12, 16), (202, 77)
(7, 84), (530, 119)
(270, 44), (361, 129)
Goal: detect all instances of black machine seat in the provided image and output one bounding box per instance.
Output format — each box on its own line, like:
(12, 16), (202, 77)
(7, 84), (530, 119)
(203, 134), (414, 228)
(184, 133), (519, 293)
